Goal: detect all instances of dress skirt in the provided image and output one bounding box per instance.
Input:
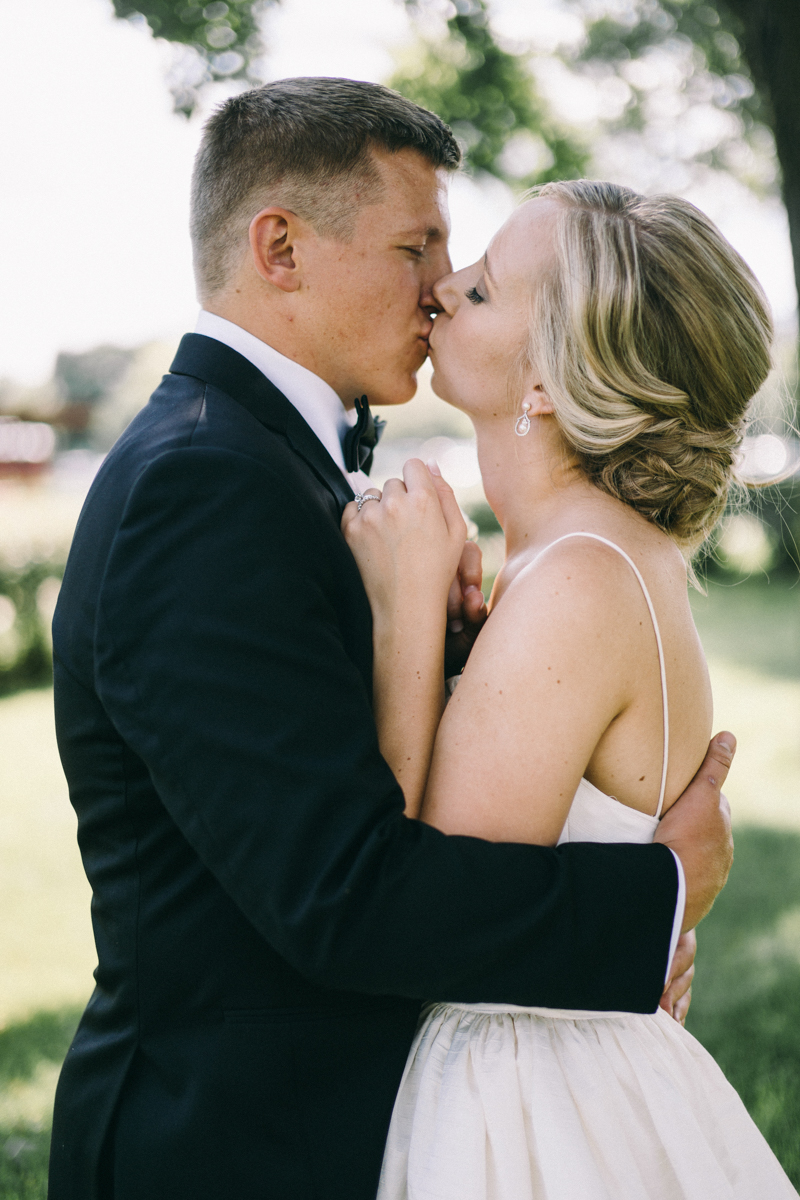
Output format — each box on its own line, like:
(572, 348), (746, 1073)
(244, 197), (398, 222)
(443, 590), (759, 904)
(377, 1001), (797, 1200)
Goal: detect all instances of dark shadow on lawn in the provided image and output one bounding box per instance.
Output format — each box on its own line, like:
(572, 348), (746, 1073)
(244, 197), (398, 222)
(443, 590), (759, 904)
(0, 1008), (80, 1200)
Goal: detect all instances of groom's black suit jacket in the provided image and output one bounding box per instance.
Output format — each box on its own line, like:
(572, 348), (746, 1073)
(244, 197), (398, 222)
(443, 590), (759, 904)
(49, 334), (679, 1200)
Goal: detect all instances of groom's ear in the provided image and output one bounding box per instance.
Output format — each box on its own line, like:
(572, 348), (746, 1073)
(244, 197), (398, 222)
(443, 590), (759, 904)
(249, 208), (307, 293)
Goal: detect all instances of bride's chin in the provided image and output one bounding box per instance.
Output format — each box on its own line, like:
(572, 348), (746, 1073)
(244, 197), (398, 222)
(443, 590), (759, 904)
(429, 370), (455, 408)
(429, 365), (459, 407)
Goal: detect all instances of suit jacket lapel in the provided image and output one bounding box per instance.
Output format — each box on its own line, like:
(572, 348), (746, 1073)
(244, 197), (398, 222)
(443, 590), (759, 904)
(169, 334), (355, 511)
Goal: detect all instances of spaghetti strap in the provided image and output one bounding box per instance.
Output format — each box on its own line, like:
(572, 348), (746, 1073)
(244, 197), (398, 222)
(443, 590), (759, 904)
(528, 533), (670, 819)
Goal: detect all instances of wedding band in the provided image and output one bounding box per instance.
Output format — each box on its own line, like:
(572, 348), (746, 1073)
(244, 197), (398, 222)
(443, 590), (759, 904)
(355, 493), (380, 511)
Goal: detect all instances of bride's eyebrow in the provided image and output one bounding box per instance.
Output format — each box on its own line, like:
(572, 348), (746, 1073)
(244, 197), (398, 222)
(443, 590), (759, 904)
(483, 252), (496, 287)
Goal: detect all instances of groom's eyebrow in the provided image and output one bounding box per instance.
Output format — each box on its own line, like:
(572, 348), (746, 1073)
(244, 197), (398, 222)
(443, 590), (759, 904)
(396, 224), (446, 241)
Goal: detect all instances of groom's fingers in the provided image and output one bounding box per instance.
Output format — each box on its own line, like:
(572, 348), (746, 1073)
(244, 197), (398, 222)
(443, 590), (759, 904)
(447, 575), (464, 628)
(659, 930), (696, 1024)
(463, 586), (487, 626)
(655, 732), (735, 931)
(447, 542), (483, 628)
(696, 732), (736, 789)
(458, 540), (483, 593)
(665, 929), (696, 986)
(672, 985), (692, 1026)
(459, 543), (487, 631)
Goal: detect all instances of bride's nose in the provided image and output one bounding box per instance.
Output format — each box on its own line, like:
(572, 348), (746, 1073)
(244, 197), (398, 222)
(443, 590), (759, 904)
(431, 269), (460, 315)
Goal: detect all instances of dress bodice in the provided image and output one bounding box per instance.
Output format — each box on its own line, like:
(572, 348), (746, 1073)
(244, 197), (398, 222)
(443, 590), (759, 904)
(557, 776), (659, 846)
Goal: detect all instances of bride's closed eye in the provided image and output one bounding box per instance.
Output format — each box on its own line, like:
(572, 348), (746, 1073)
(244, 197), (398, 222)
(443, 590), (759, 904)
(465, 286), (485, 305)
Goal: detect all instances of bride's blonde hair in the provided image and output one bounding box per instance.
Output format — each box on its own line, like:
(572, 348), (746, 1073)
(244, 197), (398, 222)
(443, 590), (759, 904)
(522, 180), (774, 554)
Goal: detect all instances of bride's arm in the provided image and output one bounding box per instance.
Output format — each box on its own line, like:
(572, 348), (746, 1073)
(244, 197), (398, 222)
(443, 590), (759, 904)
(341, 460), (468, 817)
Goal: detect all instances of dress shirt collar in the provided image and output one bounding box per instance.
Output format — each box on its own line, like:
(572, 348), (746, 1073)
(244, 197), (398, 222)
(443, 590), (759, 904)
(194, 311), (370, 491)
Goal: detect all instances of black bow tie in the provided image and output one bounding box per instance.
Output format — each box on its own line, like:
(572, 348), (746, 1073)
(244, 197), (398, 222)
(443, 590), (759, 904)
(343, 395), (386, 476)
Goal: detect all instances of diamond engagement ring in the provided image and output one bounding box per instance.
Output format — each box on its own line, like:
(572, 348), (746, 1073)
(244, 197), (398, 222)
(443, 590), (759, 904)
(354, 493), (381, 512)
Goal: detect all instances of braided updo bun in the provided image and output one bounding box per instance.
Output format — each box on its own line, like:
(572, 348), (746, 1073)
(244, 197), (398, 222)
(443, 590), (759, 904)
(524, 181), (773, 553)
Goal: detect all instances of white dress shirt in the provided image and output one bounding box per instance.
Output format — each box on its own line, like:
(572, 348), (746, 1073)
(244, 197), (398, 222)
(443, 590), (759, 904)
(668, 859), (687, 984)
(193, 309), (686, 988)
(194, 310), (372, 494)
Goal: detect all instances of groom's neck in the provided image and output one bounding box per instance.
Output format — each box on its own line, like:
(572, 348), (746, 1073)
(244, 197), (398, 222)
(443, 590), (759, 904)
(204, 290), (330, 382)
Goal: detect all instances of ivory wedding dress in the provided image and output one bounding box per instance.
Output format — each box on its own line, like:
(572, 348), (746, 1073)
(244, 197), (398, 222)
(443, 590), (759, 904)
(377, 534), (797, 1200)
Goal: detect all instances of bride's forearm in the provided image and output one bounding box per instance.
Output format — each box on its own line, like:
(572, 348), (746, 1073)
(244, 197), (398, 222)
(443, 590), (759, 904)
(372, 608), (446, 819)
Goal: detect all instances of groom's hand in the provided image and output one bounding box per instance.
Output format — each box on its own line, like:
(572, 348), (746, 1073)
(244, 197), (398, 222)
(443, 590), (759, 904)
(444, 540), (488, 678)
(660, 930), (696, 1026)
(654, 732), (735, 932)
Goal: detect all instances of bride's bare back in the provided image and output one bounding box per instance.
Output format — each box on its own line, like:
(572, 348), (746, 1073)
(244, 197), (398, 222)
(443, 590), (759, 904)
(421, 504), (712, 845)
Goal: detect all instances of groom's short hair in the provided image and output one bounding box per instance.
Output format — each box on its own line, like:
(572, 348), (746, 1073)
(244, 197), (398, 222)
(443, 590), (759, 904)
(191, 77), (461, 300)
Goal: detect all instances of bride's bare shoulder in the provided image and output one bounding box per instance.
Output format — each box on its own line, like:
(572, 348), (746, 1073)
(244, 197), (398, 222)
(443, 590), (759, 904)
(493, 532), (648, 619)
(482, 524), (688, 666)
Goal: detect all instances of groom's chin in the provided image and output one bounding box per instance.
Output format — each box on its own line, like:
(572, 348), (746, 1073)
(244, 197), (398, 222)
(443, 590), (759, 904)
(371, 373), (420, 407)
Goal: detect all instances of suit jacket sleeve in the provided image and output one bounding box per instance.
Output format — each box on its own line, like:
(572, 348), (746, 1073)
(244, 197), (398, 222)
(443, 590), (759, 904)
(95, 444), (679, 1012)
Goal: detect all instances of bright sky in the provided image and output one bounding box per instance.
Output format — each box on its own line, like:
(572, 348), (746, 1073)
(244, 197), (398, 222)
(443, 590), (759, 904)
(0, 0), (795, 385)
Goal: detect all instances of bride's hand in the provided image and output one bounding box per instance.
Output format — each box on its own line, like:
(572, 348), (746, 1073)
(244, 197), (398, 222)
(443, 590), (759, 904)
(341, 459), (467, 626)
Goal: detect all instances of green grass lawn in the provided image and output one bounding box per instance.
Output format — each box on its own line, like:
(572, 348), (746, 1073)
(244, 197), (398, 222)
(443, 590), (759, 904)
(686, 827), (800, 1185)
(690, 573), (800, 680)
(0, 575), (797, 1193)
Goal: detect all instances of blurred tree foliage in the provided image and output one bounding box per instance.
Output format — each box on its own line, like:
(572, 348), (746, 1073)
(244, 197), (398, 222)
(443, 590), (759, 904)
(114, 0), (585, 185)
(0, 563), (60, 696)
(390, 0), (587, 186)
(571, 0), (800, 308)
(112, 0), (800, 316)
(111, 0), (273, 113)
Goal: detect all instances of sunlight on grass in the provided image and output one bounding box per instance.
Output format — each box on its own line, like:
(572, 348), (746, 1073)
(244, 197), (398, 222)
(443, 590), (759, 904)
(707, 657), (800, 829)
(0, 690), (95, 1026)
(0, 1062), (62, 1129)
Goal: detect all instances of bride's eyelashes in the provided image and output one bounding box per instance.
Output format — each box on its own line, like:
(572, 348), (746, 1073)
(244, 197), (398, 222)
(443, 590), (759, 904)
(465, 286), (485, 305)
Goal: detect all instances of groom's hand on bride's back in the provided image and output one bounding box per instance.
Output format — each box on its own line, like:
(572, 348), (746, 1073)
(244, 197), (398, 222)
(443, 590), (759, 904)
(444, 538), (488, 678)
(654, 733), (735, 931)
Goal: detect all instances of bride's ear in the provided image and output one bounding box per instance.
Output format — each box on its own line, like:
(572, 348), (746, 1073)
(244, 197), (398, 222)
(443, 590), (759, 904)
(523, 385), (554, 416)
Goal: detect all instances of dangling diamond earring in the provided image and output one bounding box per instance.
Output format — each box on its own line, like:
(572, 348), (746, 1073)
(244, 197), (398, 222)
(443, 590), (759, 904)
(514, 401), (532, 437)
